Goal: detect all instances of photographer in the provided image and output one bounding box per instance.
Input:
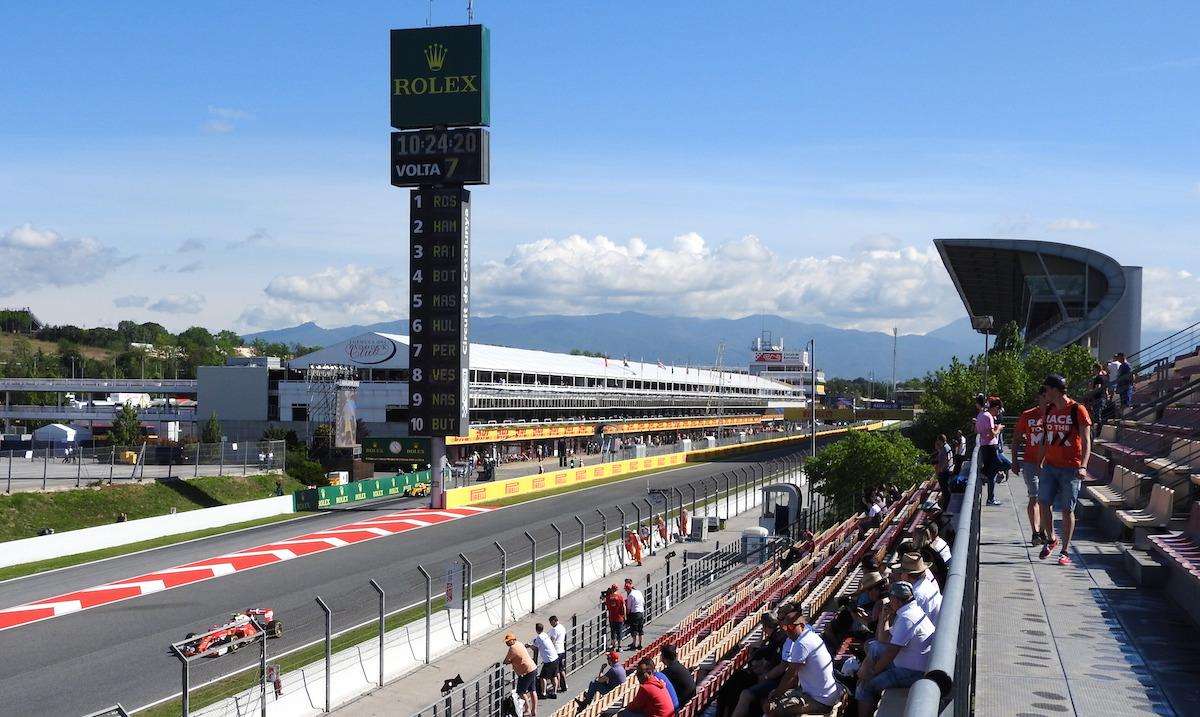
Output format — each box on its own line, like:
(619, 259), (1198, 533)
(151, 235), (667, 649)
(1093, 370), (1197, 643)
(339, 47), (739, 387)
(602, 584), (626, 651)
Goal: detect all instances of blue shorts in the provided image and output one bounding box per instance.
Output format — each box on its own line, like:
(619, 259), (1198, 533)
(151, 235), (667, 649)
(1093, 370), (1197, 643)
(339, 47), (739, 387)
(1038, 465), (1081, 512)
(855, 663), (924, 701)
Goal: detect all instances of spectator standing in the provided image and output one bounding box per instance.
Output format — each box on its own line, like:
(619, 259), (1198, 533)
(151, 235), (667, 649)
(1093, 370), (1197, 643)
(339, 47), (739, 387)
(975, 397), (1003, 506)
(503, 632), (538, 717)
(1015, 387), (1049, 546)
(547, 615), (568, 694)
(1037, 374), (1092, 566)
(574, 651), (626, 712)
(660, 644), (697, 705)
(531, 623), (559, 699)
(854, 582), (935, 717)
(933, 434), (953, 509)
(1115, 352), (1134, 410)
(953, 430), (967, 476)
(625, 659), (675, 717)
(1089, 363), (1108, 428)
(624, 578), (646, 650)
(769, 604), (843, 715)
(603, 585), (626, 651)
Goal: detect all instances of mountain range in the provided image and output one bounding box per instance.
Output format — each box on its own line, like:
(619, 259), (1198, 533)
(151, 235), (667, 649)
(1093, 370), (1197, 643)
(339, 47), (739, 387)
(244, 312), (981, 380)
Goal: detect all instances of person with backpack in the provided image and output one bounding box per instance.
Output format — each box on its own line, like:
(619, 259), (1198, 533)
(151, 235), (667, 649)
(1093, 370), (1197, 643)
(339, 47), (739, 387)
(1014, 387), (1049, 546)
(1037, 374), (1092, 566)
(975, 396), (1003, 507)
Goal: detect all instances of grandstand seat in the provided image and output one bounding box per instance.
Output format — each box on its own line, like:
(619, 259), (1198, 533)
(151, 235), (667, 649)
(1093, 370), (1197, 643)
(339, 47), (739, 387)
(1099, 428), (1170, 471)
(1116, 484), (1175, 548)
(1086, 453), (1112, 485)
(1086, 465), (1145, 510)
(1145, 437), (1200, 475)
(1155, 406), (1200, 437)
(1147, 503), (1200, 629)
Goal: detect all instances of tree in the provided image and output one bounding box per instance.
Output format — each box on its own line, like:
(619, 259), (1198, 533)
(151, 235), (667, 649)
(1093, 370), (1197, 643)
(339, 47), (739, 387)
(201, 413), (223, 444)
(110, 403), (143, 448)
(807, 430), (928, 523)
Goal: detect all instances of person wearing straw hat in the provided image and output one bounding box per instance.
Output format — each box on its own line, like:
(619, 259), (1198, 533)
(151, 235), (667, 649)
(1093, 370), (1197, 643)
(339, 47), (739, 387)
(850, 571), (888, 634)
(891, 553), (942, 624)
(503, 631), (538, 716)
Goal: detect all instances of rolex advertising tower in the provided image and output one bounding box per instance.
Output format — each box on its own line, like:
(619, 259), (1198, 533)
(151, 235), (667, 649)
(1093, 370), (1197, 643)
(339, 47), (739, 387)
(390, 24), (491, 508)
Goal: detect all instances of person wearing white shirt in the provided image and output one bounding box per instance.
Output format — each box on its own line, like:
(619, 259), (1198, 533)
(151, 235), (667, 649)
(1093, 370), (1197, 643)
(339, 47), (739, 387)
(769, 604), (844, 713)
(531, 623), (559, 699)
(855, 582), (935, 717)
(547, 615), (568, 693)
(893, 553), (942, 624)
(624, 579), (646, 650)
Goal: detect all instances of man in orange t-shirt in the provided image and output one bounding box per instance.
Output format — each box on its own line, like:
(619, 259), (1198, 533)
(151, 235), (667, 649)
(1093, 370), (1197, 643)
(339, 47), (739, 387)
(1037, 374), (1092, 566)
(1014, 387), (1049, 546)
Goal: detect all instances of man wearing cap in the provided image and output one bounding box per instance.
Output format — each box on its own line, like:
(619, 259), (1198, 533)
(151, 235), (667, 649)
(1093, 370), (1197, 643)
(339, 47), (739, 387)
(1015, 387), (1050, 546)
(855, 582), (935, 717)
(893, 553), (941, 623)
(768, 604), (843, 715)
(574, 650), (627, 712)
(603, 585), (626, 651)
(625, 578), (646, 650)
(1038, 373), (1092, 566)
(503, 632), (539, 716)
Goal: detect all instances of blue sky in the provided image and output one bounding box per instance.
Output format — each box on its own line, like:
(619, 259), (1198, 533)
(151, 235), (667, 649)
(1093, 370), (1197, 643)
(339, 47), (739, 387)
(1, 2), (1197, 335)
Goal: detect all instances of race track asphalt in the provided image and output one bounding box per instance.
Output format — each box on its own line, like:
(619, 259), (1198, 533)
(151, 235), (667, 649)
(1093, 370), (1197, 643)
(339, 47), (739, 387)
(0, 446), (810, 717)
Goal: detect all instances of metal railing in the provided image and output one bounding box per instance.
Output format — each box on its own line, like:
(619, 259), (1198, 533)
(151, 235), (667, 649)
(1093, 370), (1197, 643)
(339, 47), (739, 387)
(904, 446), (982, 717)
(2, 439), (286, 492)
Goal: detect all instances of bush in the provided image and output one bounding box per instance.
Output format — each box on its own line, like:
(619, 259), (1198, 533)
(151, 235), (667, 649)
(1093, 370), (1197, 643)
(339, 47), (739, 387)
(807, 430), (928, 521)
(285, 446), (326, 486)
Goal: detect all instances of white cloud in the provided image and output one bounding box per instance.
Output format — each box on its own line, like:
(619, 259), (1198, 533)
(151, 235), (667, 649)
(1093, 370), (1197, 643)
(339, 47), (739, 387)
(201, 105), (254, 134)
(177, 260), (203, 273)
(238, 264), (402, 328)
(1142, 267), (1200, 332)
(475, 233), (960, 332)
(1047, 218), (1099, 231)
(148, 293), (206, 314)
(0, 223), (126, 297)
(113, 295), (148, 308)
(177, 238), (206, 253)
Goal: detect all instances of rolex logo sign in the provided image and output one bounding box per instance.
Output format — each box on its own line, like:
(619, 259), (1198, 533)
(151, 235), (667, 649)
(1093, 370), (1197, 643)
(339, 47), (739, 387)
(391, 25), (490, 130)
(424, 43), (447, 71)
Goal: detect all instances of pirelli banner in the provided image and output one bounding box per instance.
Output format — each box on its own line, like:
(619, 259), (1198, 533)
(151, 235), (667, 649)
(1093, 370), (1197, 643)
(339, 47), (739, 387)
(443, 453), (687, 508)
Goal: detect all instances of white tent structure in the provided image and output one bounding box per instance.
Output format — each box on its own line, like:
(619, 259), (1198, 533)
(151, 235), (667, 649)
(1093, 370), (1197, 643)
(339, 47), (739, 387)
(31, 423), (92, 445)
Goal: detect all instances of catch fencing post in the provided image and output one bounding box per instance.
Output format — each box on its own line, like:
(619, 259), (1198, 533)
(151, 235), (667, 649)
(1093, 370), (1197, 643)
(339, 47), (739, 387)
(724, 473), (731, 521)
(643, 498), (656, 556)
(416, 565), (432, 664)
(219, 441), (224, 475)
(167, 448), (173, 479)
(740, 467), (752, 510)
(689, 483), (697, 515)
(242, 443), (247, 475)
(258, 625), (267, 717)
(494, 541), (508, 624)
(633, 501), (642, 538)
(108, 446), (114, 483)
(194, 442), (200, 477)
(6, 450), (11, 493)
(552, 523), (563, 599)
(42, 446), (47, 490)
(171, 645), (190, 717)
(574, 515), (586, 587)
(673, 487), (684, 530)
(458, 552), (474, 645)
(370, 579), (385, 687)
(75, 449), (82, 488)
(524, 531), (537, 613)
(615, 506), (627, 567)
(316, 597), (332, 713)
(595, 509), (608, 576)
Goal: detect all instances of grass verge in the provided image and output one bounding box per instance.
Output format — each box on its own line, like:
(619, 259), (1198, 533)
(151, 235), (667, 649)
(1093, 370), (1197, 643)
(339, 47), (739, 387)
(0, 512), (313, 582)
(0, 473), (306, 542)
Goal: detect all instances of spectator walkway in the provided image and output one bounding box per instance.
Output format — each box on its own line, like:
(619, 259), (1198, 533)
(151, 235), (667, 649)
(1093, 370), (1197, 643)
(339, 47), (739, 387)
(975, 477), (1200, 716)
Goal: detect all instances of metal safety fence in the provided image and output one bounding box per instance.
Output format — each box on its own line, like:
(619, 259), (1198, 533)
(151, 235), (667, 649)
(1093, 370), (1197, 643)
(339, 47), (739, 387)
(1, 439), (285, 492)
(164, 453), (809, 717)
(904, 446), (982, 717)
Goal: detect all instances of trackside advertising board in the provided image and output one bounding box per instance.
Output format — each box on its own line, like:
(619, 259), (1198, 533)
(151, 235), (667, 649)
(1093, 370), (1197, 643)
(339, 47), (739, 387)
(293, 471), (431, 511)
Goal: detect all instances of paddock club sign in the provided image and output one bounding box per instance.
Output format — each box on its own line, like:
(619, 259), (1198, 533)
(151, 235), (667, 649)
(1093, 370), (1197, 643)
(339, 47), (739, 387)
(390, 24), (491, 130)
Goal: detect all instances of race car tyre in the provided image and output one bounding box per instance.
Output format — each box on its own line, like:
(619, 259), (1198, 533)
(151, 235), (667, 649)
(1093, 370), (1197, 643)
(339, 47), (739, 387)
(268, 620), (283, 638)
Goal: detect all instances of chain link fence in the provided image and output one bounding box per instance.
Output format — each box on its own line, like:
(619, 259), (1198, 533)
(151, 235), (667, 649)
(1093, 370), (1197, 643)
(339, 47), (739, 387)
(1, 440), (286, 492)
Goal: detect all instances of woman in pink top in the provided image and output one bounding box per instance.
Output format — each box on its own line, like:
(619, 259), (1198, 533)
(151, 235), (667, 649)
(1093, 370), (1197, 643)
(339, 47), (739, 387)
(975, 395), (1003, 507)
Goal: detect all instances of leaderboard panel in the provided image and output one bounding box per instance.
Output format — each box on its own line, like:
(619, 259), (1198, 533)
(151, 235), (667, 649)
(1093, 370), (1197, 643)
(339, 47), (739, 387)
(408, 186), (471, 437)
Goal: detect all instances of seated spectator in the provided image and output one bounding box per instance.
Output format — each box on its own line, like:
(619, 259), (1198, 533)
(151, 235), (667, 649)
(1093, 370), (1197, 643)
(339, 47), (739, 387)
(913, 523), (951, 586)
(854, 582), (935, 717)
(892, 553), (942, 623)
(575, 651), (627, 712)
(622, 659), (674, 717)
(653, 661), (681, 712)
(766, 604), (844, 715)
(728, 612), (791, 717)
(660, 644), (696, 705)
(848, 571), (888, 635)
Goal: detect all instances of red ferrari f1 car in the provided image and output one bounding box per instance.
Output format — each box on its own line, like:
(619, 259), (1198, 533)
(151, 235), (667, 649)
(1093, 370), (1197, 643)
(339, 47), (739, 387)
(182, 608), (283, 657)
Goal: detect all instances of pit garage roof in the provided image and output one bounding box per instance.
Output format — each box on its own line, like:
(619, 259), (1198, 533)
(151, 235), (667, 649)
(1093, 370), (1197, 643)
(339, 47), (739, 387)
(289, 332), (797, 393)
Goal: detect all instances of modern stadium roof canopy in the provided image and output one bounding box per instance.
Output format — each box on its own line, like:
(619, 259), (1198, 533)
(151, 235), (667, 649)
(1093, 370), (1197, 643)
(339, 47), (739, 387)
(935, 238), (1141, 358)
